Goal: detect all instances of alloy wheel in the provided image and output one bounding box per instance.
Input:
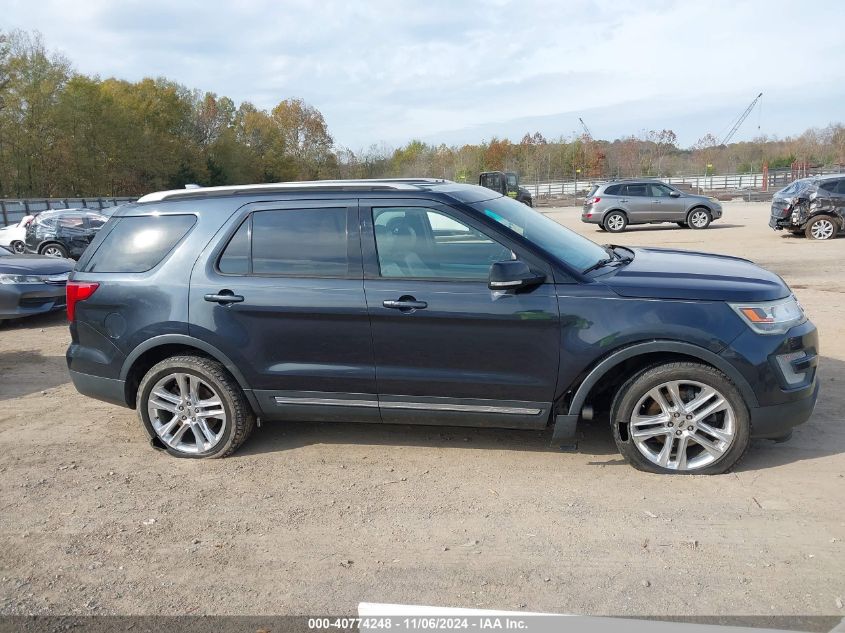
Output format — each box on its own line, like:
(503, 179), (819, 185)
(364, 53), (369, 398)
(11, 241), (25, 254)
(810, 219), (835, 240)
(43, 246), (65, 257)
(689, 210), (709, 228)
(147, 372), (227, 454)
(606, 214), (625, 231)
(629, 380), (736, 471)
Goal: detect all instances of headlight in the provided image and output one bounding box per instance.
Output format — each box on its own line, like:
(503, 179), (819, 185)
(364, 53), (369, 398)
(0, 274), (45, 284)
(729, 296), (805, 335)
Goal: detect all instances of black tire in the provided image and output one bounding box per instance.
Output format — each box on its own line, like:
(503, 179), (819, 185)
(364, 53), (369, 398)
(676, 222), (688, 228)
(804, 215), (838, 240)
(137, 354), (255, 459)
(603, 211), (628, 233)
(10, 240), (25, 254)
(687, 208), (711, 230)
(597, 225), (607, 232)
(610, 361), (750, 475)
(40, 243), (68, 258)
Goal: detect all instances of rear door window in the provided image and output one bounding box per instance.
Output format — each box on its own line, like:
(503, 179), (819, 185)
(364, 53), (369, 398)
(623, 184), (649, 196)
(83, 215), (196, 273)
(218, 208), (350, 277)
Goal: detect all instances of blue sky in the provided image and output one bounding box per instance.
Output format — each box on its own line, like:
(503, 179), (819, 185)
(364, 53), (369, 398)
(4, 0), (844, 150)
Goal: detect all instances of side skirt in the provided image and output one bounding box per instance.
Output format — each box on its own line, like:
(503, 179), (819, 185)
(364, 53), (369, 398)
(255, 390), (551, 429)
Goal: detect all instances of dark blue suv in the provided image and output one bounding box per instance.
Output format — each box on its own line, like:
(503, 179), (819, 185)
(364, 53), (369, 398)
(66, 179), (819, 474)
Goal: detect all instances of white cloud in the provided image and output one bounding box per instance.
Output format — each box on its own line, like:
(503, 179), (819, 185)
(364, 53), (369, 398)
(3, 0), (843, 148)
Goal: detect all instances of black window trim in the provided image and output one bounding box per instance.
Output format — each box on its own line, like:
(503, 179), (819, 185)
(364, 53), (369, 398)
(215, 204), (360, 280)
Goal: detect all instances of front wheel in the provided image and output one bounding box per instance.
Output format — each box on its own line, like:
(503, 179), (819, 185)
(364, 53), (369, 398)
(805, 215), (837, 240)
(10, 240), (25, 254)
(687, 208), (711, 230)
(137, 355), (255, 458)
(603, 211), (627, 233)
(611, 362), (750, 474)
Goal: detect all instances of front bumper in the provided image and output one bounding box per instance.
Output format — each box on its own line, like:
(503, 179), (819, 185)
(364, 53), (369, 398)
(720, 319), (819, 438)
(749, 381), (818, 439)
(0, 282), (66, 320)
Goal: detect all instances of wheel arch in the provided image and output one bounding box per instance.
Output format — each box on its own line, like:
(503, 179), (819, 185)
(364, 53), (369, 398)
(687, 204), (712, 216)
(120, 334), (257, 411)
(38, 240), (66, 254)
(563, 340), (758, 418)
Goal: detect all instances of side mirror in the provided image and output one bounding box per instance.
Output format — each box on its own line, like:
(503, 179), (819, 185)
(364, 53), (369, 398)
(488, 260), (545, 291)
(669, 191), (681, 198)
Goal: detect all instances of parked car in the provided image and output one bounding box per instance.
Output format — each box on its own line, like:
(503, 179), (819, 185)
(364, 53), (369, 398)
(582, 179), (722, 233)
(769, 174), (845, 240)
(25, 209), (109, 259)
(66, 179), (817, 474)
(0, 244), (73, 326)
(0, 216), (32, 254)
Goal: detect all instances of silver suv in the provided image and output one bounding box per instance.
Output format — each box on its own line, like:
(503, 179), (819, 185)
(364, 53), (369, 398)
(582, 179), (722, 233)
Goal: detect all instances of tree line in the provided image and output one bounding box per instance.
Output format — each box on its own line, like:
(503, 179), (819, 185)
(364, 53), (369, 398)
(1, 29), (843, 198)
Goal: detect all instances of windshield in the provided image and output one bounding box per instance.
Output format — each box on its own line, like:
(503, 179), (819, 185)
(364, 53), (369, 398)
(470, 195), (609, 272)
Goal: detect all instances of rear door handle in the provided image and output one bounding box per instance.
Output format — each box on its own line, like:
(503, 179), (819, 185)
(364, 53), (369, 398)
(204, 290), (244, 305)
(383, 297), (428, 311)
(620, 199), (628, 202)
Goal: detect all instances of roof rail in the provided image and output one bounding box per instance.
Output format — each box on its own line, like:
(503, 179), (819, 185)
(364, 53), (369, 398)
(137, 178), (454, 203)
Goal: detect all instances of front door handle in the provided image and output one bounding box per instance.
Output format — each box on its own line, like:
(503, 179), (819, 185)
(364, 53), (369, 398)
(383, 296), (428, 312)
(620, 199), (629, 203)
(654, 200), (661, 204)
(204, 289), (244, 305)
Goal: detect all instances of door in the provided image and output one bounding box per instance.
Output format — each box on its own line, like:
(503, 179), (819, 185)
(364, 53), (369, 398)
(648, 183), (686, 221)
(361, 199), (560, 429)
(189, 200), (378, 423)
(619, 183), (653, 222)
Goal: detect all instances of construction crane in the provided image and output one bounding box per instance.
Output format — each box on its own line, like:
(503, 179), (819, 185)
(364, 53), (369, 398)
(720, 92), (763, 145)
(578, 117), (592, 139)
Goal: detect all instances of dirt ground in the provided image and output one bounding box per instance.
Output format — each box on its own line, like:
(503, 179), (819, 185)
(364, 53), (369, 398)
(0, 201), (843, 620)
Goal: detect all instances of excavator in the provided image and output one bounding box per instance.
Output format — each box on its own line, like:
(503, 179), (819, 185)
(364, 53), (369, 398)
(479, 171), (533, 207)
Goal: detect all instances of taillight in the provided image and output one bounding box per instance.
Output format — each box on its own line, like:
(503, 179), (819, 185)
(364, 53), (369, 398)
(66, 281), (99, 322)
(586, 196), (601, 205)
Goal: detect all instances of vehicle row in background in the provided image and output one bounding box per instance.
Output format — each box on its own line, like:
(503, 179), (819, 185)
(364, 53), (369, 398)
(581, 179), (722, 233)
(478, 171), (533, 206)
(770, 174), (845, 240)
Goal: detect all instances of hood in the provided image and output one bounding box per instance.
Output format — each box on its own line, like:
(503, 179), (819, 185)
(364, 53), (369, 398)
(0, 254), (75, 275)
(600, 247), (789, 302)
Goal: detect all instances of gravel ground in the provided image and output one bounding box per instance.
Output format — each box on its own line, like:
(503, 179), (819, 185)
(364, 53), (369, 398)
(0, 201), (843, 619)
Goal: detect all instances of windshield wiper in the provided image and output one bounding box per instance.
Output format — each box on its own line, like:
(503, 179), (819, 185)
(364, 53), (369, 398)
(582, 245), (634, 274)
(581, 257), (615, 274)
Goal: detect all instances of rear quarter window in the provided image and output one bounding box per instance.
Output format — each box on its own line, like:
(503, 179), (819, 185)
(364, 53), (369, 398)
(83, 215), (196, 273)
(604, 185), (621, 195)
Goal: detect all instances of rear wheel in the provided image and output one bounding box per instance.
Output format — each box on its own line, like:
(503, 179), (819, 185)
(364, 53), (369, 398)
(805, 215), (837, 240)
(687, 208), (711, 230)
(41, 243), (68, 258)
(137, 355), (255, 458)
(603, 211), (627, 233)
(611, 362), (750, 474)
